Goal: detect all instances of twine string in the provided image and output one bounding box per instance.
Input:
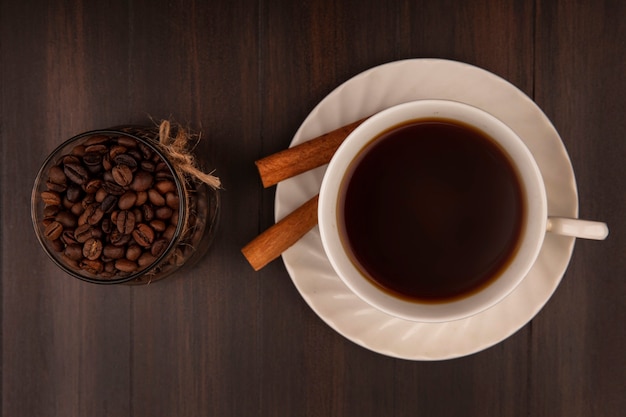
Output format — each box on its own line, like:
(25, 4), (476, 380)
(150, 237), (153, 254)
(157, 120), (221, 190)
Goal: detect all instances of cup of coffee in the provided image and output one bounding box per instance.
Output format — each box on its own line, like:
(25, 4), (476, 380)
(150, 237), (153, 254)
(318, 99), (608, 322)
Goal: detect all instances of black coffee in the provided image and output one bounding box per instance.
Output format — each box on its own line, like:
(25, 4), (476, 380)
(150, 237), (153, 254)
(340, 119), (525, 303)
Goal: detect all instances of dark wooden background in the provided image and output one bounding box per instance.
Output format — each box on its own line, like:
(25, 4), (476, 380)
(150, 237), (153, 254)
(1, 0), (624, 416)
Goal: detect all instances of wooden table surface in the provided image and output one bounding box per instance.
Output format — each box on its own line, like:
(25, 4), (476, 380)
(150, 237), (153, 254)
(2, 0), (624, 416)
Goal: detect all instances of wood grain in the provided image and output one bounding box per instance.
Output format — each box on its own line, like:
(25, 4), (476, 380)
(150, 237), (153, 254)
(1, 0), (624, 416)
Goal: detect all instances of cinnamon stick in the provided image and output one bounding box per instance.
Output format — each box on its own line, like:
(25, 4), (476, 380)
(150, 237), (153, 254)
(242, 194), (319, 271)
(255, 117), (368, 188)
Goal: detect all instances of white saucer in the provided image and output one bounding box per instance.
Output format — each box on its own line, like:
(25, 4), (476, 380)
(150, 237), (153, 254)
(275, 59), (579, 360)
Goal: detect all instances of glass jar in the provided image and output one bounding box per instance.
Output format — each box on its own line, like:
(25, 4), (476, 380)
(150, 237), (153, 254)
(31, 127), (220, 285)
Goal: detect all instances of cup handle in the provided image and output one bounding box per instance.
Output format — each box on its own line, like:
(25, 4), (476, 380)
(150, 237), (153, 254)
(546, 217), (609, 240)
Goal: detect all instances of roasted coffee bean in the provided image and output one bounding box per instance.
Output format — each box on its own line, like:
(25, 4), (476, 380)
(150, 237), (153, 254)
(114, 153), (137, 169)
(109, 145), (127, 159)
(44, 221), (63, 240)
(138, 142), (153, 159)
(48, 165), (67, 185)
(163, 225), (177, 240)
(140, 160), (155, 172)
(64, 162), (89, 185)
(130, 171), (153, 192)
(83, 152), (102, 166)
(125, 245), (142, 261)
(66, 185), (82, 203)
(71, 202), (84, 216)
(51, 239), (65, 253)
(95, 187), (108, 202)
(61, 230), (77, 245)
(80, 259), (104, 274)
(148, 189), (165, 206)
(56, 211), (77, 228)
(103, 244), (125, 259)
(112, 164), (133, 186)
(151, 237), (169, 257)
(141, 204), (155, 221)
(100, 194), (118, 213)
(74, 224), (93, 243)
(83, 238), (103, 260)
(115, 258), (138, 273)
(132, 223), (155, 247)
(109, 229), (132, 247)
(155, 206), (173, 220)
(103, 180), (125, 195)
(149, 219), (166, 232)
(41, 190), (62, 206)
(116, 210), (136, 234)
(64, 244), (83, 261)
(117, 136), (138, 148)
(46, 180), (67, 193)
(101, 218), (113, 234)
(43, 205), (60, 218)
(154, 180), (176, 194)
(138, 252), (157, 268)
(165, 192), (180, 209)
(63, 155), (80, 165)
(84, 144), (108, 154)
(118, 191), (137, 210)
(135, 191), (148, 206)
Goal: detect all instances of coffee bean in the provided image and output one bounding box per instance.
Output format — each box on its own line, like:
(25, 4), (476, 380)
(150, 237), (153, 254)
(126, 245), (142, 261)
(142, 204), (155, 221)
(100, 194), (119, 213)
(154, 180), (176, 194)
(66, 185), (82, 203)
(117, 210), (136, 234)
(101, 218), (113, 234)
(115, 258), (138, 273)
(61, 230), (77, 245)
(46, 180), (67, 193)
(118, 191), (137, 210)
(43, 205), (60, 218)
(48, 165), (67, 185)
(165, 192), (180, 209)
(140, 160), (155, 172)
(84, 179), (102, 194)
(135, 191), (148, 206)
(103, 180), (125, 196)
(56, 211), (77, 228)
(103, 244), (125, 259)
(109, 145), (127, 159)
(74, 224), (93, 243)
(83, 152), (102, 166)
(138, 252), (157, 267)
(112, 164), (133, 186)
(84, 144), (108, 154)
(149, 219), (166, 232)
(64, 244), (83, 261)
(130, 171), (153, 192)
(114, 153), (137, 169)
(151, 237), (169, 257)
(155, 206), (173, 220)
(83, 238), (103, 260)
(44, 221), (63, 240)
(64, 162), (89, 185)
(41, 191), (62, 206)
(132, 223), (155, 247)
(109, 229), (132, 247)
(117, 136), (138, 148)
(148, 189), (165, 206)
(80, 259), (104, 274)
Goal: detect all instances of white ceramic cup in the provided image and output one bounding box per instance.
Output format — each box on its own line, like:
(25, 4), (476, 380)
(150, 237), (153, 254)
(318, 99), (608, 323)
